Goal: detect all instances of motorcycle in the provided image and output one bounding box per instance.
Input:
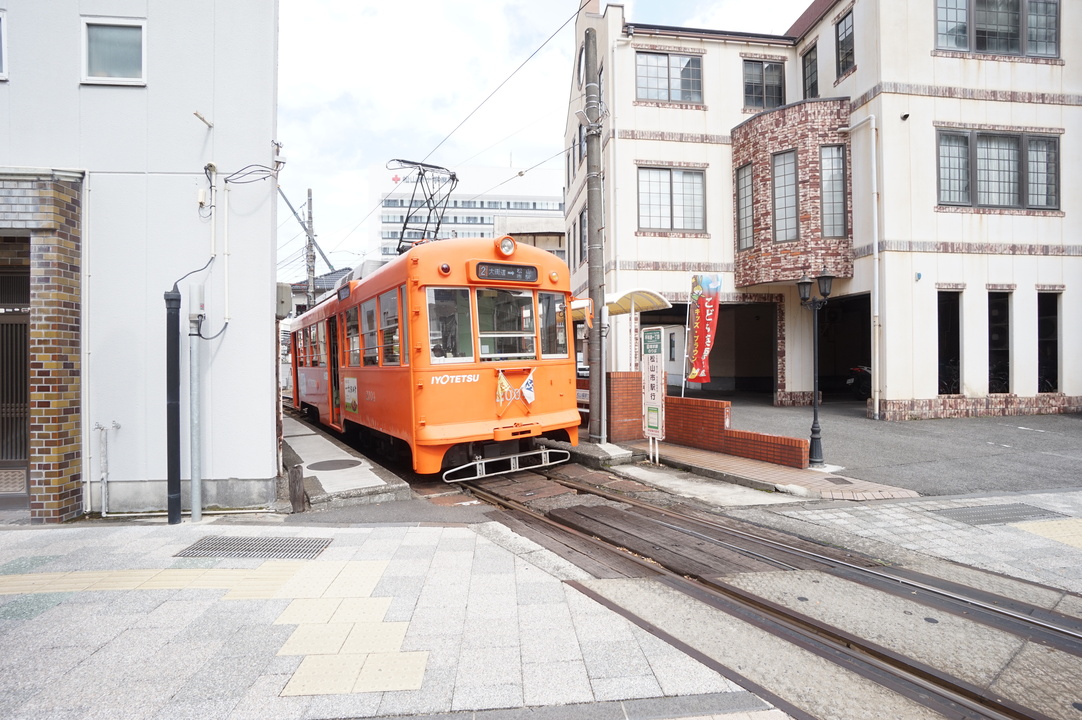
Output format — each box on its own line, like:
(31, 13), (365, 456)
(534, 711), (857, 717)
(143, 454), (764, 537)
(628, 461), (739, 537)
(846, 365), (872, 400)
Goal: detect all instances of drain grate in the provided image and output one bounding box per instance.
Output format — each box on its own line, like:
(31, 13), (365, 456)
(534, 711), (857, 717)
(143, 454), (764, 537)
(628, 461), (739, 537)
(307, 459), (363, 471)
(175, 536), (332, 560)
(931, 503), (1068, 526)
(824, 477), (853, 485)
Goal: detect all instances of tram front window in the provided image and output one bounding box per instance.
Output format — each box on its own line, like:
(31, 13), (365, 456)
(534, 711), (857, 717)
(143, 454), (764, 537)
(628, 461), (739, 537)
(477, 288), (536, 361)
(427, 287), (474, 363)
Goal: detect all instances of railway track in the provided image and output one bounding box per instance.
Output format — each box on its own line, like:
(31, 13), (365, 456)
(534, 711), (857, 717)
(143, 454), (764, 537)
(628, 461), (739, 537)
(461, 466), (1082, 720)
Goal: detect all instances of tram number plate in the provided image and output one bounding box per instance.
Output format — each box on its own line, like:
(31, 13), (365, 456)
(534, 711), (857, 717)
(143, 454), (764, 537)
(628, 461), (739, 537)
(476, 262), (538, 283)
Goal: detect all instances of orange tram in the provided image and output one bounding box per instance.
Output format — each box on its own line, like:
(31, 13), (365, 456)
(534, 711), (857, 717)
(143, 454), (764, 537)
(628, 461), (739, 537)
(289, 235), (580, 481)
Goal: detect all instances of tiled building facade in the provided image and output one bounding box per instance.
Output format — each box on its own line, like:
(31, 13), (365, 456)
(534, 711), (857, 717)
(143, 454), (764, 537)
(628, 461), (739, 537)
(566, 0), (1080, 420)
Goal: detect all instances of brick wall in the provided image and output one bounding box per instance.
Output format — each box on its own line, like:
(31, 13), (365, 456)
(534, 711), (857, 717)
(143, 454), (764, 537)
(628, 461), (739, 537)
(0, 175), (84, 523)
(731, 98), (854, 288)
(878, 394), (1082, 421)
(665, 395), (808, 469)
(606, 372), (643, 443)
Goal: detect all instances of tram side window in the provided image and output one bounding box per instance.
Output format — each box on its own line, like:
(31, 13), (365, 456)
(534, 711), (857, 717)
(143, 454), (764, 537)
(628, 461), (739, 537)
(361, 299), (378, 366)
(293, 331), (305, 366)
(306, 326), (318, 366)
(427, 287), (473, 363)
(345, 307), (360, 366)
(539, 292), (569, 358)
(399, 285), (409, 366)
(315, 322), (327, 367)
(379, 288), (400, 366)
(477, 288), (536, 361)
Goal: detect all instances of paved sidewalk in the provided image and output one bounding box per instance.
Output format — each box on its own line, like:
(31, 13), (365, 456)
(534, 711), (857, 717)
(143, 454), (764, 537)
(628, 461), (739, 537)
(620, 440), (919, 501)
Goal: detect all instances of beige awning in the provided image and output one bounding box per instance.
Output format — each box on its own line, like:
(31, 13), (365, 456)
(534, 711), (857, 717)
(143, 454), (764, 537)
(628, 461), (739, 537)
(569, 289), (671, 321)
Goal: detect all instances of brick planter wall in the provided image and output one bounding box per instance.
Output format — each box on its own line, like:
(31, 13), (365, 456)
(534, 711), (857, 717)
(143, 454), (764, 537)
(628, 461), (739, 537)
(665, 395), (808, 469)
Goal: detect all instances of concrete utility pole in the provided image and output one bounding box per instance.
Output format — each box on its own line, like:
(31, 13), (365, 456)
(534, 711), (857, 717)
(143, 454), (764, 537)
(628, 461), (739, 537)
(584, 27), (606, 444)
(306, 189), (316, 308)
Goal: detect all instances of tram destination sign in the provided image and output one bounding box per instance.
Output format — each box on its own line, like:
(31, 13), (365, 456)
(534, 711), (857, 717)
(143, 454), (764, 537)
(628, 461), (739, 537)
(476, 262), (538, 283)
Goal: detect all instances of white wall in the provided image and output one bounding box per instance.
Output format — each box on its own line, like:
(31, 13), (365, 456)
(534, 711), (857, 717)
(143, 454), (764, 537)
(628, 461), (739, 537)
(0, 0), (280, 508)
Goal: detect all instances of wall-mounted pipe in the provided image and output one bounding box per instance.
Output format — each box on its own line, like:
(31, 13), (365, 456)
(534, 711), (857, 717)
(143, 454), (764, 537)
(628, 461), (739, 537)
(164, 286), (182, 524)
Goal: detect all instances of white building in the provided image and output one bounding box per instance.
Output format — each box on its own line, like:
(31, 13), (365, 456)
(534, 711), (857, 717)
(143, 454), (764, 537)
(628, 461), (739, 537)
(0, 1), (280, 520)
(377, 166), (565, 260)
(567, 0), (1079, 420)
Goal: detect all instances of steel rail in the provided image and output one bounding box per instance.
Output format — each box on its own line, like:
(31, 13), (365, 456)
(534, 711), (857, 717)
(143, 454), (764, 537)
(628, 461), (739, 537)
(463, 480), (1054, 720)
(548, 475), (1082, 645)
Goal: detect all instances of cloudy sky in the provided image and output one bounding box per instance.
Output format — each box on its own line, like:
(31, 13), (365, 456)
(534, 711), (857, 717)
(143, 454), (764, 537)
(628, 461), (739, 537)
(276, 0), (812, 281)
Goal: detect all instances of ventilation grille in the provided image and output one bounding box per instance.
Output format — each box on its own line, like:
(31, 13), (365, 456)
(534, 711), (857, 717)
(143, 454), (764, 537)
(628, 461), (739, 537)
(175, 535), (332, 560)
(931, 503), (1067, 526)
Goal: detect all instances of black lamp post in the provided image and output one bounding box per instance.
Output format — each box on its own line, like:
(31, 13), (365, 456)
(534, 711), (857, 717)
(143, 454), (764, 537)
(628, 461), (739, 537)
(796, 271), (834, 468)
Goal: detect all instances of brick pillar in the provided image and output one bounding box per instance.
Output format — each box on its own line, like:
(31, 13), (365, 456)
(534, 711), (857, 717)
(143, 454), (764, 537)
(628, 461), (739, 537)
(21, 179), (83, 523)
(606, 371), (643, 443)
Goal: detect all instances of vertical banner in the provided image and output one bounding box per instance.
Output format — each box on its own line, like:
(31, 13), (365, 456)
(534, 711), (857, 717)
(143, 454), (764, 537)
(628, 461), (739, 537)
(687, 274), (722, 383)
(641, 327), (665, 440)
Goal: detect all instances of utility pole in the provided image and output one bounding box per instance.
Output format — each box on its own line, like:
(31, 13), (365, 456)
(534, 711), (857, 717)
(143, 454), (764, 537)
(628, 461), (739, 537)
(584, 27), (605, 444)
(305, 189), (316, 308)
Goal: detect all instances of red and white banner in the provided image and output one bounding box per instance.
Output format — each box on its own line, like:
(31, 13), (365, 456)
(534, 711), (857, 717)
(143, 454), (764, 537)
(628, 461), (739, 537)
(686, 274), (722, 383)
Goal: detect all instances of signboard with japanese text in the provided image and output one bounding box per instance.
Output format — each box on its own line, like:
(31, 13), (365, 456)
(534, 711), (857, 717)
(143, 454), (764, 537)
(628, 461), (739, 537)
(641, 327), (665, 440)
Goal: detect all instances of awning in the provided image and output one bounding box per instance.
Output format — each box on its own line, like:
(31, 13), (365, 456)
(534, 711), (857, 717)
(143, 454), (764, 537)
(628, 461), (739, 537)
(568, 288), (672, 321)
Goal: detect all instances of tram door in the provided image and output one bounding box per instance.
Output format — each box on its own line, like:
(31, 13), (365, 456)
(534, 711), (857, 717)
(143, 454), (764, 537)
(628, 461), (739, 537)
(0, 270), (30, 509)
(327, 316), (341, 426)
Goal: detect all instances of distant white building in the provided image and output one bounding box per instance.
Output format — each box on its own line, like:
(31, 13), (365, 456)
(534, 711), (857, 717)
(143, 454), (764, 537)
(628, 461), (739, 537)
(0, 1), (280, 520)
(376, 166), (566, 260)
(567, 0), (1079, 420)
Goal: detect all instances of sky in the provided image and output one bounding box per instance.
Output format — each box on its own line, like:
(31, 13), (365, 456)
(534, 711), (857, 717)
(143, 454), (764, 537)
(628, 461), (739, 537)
(275, 0), (812, 282)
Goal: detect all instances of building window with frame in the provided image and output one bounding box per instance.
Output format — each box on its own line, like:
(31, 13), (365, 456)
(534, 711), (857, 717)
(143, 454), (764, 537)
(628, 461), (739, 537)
(835, 10), (855, 77)
(937, 130), (1059, 209)
(937, 0), (1059, 57)
(82, 17), (145, 84)
(802, 45), (818, 99)
(735, 164), (753, 250)
(636, 52), (702, 103)
(820, 145), (847, 237)
(772, 150), (798, 242)
(638, 168), (705, 232)
(743, 60), (785, 110)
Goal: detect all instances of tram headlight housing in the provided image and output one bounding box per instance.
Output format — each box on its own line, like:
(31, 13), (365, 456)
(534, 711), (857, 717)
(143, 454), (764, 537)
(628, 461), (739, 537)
(496, 236), (516, 257)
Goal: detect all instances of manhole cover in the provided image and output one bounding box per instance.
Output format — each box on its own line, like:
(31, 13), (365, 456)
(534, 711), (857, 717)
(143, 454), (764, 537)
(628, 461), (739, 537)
(307, 459), (363, 471)
(931, 503), (1067, 526)
(824, 477), (852, 485)
(175, 536), (332, 560)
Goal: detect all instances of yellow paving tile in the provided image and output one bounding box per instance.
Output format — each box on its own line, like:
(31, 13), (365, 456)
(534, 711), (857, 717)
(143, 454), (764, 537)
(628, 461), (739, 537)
(275, 598), (343, 625)
(330, 597), (391, 623)
(137, 569), (210, 589)
(278, 623), (353, 656)
(1013, 518), (1082, 549)
(340, 622), (408, 654)
(281, 653), (367, 696)
(353, 651), (428, 692)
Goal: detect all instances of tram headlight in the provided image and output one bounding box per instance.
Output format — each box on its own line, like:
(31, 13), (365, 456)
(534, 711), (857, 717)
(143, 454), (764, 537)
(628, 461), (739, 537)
(496, 236), (516, 257)
(549, 271), (560, 283)
(439, 263), (451, 275)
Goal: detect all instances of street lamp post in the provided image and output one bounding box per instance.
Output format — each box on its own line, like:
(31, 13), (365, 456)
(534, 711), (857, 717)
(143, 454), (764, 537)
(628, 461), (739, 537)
(796, 272), (834, 468)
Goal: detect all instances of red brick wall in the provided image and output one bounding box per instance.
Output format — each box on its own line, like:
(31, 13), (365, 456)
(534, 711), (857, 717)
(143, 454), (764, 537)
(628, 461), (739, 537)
(607, 372), (643, 443)
(665, 395), (808, 469)
(731, 98), (854, 289)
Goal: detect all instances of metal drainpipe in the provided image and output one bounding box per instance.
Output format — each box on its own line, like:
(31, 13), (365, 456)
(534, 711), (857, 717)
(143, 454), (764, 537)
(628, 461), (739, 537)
(189, 284), (203, 522)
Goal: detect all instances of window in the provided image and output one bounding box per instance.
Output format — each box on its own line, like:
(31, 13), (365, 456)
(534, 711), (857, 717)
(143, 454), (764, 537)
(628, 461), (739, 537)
(578, 124), (587, 163)
(820, 145), (847, 237)
(539, 292), (568, 358)
(361, 298), (378, 366)
(0, 11), (7, 80)
(314, 323), (327, 367)
(743, 60), (785, 109)
(772, 151), (798, 242)
(83, 17), (145, 84)
(579, 207), (588, 265)
(477, 289), (535, 361)
(1037, 292), (1058, 392)
(802, 45), (818, 99)
(636, 52), (702, 103)
(937, 0), (1058, 57)
(399, 286), (409, 366)
(735, 164), (753, 250)
(988, 292), (1010, 393)
(345, 307), (360, 366)
(638, 168), (705, 231)
(378, 289), (400, 366)
(937, 130), (1059, 209)
(835, 10), (855, 76)
(427, 288), (473, 363)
